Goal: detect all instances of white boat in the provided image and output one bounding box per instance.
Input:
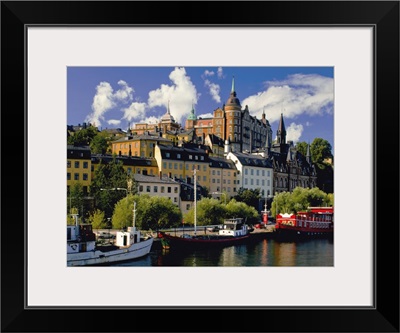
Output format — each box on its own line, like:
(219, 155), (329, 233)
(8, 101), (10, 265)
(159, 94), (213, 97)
(67, 203), (153, 266)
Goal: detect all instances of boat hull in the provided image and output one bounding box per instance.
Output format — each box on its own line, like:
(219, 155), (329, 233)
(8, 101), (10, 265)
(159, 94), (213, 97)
(158, 232), (250, 249)
(67, 237), (154, 266)
(274, 226), (333, 241)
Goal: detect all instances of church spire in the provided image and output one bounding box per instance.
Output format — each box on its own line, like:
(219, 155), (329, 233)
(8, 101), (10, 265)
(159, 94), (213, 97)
(306, 142), (312, 164)
(231, 75), (235, 93)
(277, 113), (286, 144)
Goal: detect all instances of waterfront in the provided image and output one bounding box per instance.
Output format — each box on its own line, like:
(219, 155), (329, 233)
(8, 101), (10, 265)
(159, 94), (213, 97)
(110, 236), (334, 267)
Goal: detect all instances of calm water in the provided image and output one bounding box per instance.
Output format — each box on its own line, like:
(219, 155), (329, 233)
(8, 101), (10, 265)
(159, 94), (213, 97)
(111, 237), (334, 267)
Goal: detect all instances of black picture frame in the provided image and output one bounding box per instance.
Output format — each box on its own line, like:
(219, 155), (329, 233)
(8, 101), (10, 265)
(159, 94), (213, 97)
(2, 1), (399, 332)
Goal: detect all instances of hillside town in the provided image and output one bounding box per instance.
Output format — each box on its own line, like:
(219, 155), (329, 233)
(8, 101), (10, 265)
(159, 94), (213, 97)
(67, 79), (333, 219)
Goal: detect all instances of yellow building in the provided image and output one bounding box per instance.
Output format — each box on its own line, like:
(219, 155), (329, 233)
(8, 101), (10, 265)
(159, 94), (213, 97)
(111, 132), (173, 158)
(90, 155), (159, 180)
(67, 145), (92, 194)
(208, 157), (238, 200)
(154, 143), (210, 188)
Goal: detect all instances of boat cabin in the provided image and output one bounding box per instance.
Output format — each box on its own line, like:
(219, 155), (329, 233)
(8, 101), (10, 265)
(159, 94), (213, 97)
(115, 227), (142, 247)
(219, 218), (249, 237)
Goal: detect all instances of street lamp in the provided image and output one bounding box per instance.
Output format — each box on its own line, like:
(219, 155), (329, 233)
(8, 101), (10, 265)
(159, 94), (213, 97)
(211, 192), (227, 205)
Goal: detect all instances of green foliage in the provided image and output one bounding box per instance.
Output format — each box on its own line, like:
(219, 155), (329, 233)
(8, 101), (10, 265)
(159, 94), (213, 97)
(68, 182), (85, 215)
(90, 157), (130, 217)
(67, 125), (99, 146)
(87, 209), (107, 229)
(225, 199), (259, 225)
(271, 187), (333, 216)
(183, 198), (225, 226)
(295, 141), (308, 157)
(112, 194), (182, 230)
(233, 188), (261, 210)
(90, 131), (109, 154)
(311, 138), (333, 166)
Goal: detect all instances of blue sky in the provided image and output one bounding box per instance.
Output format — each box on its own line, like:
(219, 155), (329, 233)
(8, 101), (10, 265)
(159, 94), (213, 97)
(67, 66), (334, 153)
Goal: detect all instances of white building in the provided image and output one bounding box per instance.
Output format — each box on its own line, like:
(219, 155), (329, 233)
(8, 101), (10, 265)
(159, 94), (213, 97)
(226, 151), (273, 197)
(134, 174), (180, 206)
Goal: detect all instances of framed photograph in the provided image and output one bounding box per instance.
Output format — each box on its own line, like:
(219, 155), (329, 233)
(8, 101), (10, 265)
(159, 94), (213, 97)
(2, 1), (399, 332)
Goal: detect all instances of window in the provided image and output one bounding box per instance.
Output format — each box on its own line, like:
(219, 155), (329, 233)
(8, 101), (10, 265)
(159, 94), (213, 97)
(250, 169), (254, 176)
(174, 163), (177, 170)
(203, 165), (206, 171)
(174, 187), (178, 193)
(262, 170), (265, 177)
(174, 197), (178, 203)
(212, 170), (215, 175)
(74, 173), (79, 180)
(146, 186), (151, 192)
(189, 155), (193, 160)
(267, 180), (270, 186)
(212, 179), (215, 183)
(139, 185), (143, 192)
(166, 152), (170, 158)
(169, 163), (172, 169)
(186, 164), (189, 170)
(83, 173), (88, 181)
(251, 179), (254, 185)
(195, 155), (198, 160)
(83, 162), (88, 169)
(168, 187), (171, 193)
(267, 170), (270, 177)
(203, 176), (206, 181)
(161, 186), (165, 193)
(256, 170), (259, 176)
(186, 204), (191, 210)
(177, 154), (181, 159)
(163, 162), (167, 169)
(74, 161), (79, 168)
(244, 179), (248, 185)
(200, 156), (204, 161)
(179, 164), (182, 170)
(67, 161), (71, 168)
(67, 173), (71, 180)
(154, 186), (158, 193)
(245, 169), (248, 175)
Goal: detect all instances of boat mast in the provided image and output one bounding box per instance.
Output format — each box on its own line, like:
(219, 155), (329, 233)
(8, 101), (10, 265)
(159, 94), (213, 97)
(194, 168), (197, 236)
(132, 201), (136, 230)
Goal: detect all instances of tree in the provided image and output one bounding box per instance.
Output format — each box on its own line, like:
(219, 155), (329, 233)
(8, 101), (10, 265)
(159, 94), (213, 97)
(90, 131), (109, 154)
(295, 141), (309, 157)
(90, 157), (129, 217)
(311, 138), (333, 167)
(225, 199), (259, 225)
(183, 198), (225, 226)
(87, 209), (107, 229)
(112, 194), (182, 230)
(271, 187), (332, 216)
(233, 188), (261, 211)
(67, 125), (99, 146)
(68, 182), (84, 215)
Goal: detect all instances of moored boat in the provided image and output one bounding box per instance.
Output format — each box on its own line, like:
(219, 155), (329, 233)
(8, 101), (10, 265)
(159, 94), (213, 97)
(67, 203), (153, 266)
(158, 217), (251, 249)
(274, 206), (333, 240)
(158, 168), (251, 249)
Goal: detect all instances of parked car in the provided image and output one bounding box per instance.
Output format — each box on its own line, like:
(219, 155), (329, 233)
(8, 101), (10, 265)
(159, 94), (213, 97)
(97, 231), (115, 239)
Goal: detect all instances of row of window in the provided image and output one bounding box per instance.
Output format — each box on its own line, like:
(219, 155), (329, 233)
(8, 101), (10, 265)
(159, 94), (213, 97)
(162, 162), (208, 171)
(244, 168), (271, 177)
(67, 173), (89, 181)
(244, 178), (270, 187)
(67, 161), (89, 168)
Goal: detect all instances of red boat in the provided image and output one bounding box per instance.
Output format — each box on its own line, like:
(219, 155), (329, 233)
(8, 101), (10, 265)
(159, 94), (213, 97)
(274, 207), (334, 240)
(158, 218), (251, 249)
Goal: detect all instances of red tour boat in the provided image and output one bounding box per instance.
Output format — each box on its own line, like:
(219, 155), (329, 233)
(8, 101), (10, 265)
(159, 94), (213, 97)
(275, 207), (333, 239)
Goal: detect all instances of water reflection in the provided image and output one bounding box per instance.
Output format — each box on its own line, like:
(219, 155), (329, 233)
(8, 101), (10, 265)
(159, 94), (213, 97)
(111, 238), (333, 267)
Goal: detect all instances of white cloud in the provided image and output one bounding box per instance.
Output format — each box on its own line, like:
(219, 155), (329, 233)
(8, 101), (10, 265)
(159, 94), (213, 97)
(197, 113), (214, 119)
(85, 80), (135, 127)
(286, 122), (304, 143)
(85, 82), (115, 127)
(147, 67), (198, 124)
(141, 116), (160, 124)
(241, 74), (333, 125)
(107, 119), (121, 126)
(114, 80), (134, 103)
(204, 79), (221, 103)
(203, 70), (214, 78)
(217, 67), (224, 79)
(122, 102), (147, 122)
